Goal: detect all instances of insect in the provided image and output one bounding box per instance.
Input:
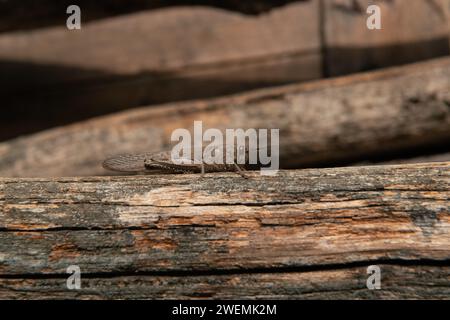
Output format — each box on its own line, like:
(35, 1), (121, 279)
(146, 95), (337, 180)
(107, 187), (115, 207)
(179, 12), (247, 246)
(102, 145), (257, 178)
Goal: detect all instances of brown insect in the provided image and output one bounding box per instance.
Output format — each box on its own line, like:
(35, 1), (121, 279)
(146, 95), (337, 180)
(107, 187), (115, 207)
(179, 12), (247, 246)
(102, 145), (256, 178)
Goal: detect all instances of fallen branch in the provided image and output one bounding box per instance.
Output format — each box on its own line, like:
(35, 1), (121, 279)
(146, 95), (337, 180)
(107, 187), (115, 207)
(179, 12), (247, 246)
(0, 162), (448, 299)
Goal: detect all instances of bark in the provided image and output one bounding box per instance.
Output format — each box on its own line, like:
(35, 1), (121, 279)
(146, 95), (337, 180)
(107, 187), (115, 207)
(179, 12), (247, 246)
(1, 57), (449, 177)
(0, 162), (449, 299)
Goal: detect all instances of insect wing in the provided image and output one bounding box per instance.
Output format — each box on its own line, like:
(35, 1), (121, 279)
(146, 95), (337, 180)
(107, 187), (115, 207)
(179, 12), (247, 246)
(102, 153), (155, 172)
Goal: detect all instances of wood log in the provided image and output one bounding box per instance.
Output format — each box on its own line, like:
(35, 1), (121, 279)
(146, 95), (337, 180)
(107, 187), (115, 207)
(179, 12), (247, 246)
(0, 0), (303, 33)
(0, 162), (449, 299)
(2, 0), (450, 141)
(324, 0), (450, 76)
(0, 266), (448, 299)
(1, 57), (449, 177)
(0, 2), (321, 140)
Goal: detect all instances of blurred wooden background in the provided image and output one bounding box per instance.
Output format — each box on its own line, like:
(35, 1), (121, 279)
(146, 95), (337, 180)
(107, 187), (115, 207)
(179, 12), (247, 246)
(0, 0), (449, 176)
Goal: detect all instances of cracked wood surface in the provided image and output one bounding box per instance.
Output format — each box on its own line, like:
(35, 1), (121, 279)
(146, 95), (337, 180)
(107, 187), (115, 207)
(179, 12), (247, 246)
(0, 162), (449, 298)
(0, 265), (448, 299)
(1, 57), (450, 177)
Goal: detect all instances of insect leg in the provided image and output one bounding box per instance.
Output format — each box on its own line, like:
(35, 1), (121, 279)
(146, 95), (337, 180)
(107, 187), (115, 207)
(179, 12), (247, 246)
(201, 162), (205, 176)
(233, 163), (248, 179)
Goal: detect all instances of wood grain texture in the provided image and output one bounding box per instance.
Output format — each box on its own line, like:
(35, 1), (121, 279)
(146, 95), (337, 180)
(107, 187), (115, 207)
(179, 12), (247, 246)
(1, 57), (450, 177)
(0, 266), (448, 299)
(0, 1), (321, 140)
(324, 0), (450, 76)
(0, 162), (448, 299)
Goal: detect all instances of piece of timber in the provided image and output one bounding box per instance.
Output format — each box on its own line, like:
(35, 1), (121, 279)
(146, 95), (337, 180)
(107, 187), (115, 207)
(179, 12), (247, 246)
(3, 0), (450, 141)
(0, 266), (448, 299)
(0, 0), (304, 33)
(0, 162), (449, 299)
(1, 57), (450, 177)
(324, 0), (450, 76)
(0, 2), (321, 140)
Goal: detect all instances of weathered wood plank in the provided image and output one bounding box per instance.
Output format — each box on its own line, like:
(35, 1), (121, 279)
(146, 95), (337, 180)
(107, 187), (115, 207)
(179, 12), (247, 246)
(0, 2), (321, 140)
(0, 162), (448, 299)
(1, 57), (449, 177)
(0, 163), (448, 277)
(324, 0), (450, 76)
(0, 265), (448, 299)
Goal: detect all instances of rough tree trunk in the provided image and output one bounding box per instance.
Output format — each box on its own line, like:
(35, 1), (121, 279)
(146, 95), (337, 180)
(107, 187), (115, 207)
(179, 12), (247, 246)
(0, 162), (449, 299)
